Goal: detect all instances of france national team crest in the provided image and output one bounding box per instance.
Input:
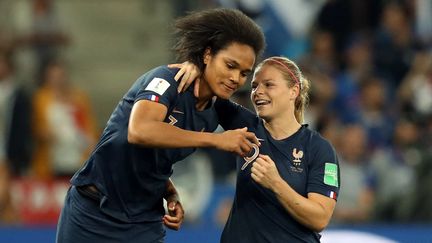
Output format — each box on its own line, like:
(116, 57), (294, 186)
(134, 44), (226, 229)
(292, 148), (303, 166)
(290, 148), (304, 173)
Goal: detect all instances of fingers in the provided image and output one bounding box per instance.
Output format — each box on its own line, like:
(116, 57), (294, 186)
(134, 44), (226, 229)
(193, 78), (200, 98)
(167, 201), (176, 215)
(241, 127), (260, 146)
(172, 64), (186, 82)
(170, 61), (202, 93)
(252, 158), (265, 172)
(163, 202), (184, 231)
(257, 154), (272, 164)
(245, 132), (261, 146)
(177, 72), (191, 93)
(235, 128), (260, 157)
(167, 63), (183, 69)
(251, 164), (264, 180)
(239, 142), (253, 157)
(163, 215), (181, 230)
(163, 214), (182, 223)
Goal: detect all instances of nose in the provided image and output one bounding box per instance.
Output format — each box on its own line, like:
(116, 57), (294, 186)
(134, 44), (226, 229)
(253, 83), (264, 95)
(229, 70), (241, 84)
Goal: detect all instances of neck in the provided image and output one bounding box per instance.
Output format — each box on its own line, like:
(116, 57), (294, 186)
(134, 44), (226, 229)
(263, 114), (301, 140)
(195, 77), (214, 111)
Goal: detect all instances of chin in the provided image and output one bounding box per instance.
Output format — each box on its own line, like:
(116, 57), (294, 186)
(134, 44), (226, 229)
(216, 90), (233, 99)
(256, 111), (269, 119)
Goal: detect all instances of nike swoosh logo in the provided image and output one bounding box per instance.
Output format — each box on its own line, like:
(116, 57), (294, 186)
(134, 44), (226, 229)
(172, 108), (184, 114)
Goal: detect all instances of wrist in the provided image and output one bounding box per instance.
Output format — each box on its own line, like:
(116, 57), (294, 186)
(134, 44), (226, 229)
(271, 177), (286, 194)
(205, 133), (220, 148)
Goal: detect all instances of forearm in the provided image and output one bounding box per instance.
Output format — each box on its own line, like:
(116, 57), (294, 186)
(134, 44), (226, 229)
(271, 179), (330, 232)
(128, 121), (217, 148)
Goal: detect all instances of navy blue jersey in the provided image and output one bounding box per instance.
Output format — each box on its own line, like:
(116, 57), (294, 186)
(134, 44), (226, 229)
(71, 66), (218, 223)
(216, 99), (340, 243)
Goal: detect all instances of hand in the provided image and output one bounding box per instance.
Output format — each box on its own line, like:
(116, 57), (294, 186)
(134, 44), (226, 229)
(163, 199), (185, 231)
(251, 154), (282, 190)
(168, 61), (201, 97)
(215, 127), (261, 157)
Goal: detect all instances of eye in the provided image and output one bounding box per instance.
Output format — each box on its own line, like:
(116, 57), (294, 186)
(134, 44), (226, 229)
(251, 82), (258, 90)
(265, 81), (274, 87)
(227, 63), (234, 69)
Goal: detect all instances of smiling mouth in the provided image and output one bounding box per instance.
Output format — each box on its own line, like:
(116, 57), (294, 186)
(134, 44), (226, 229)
(254, 99), (271, 107)
(223, 84), (236, 92)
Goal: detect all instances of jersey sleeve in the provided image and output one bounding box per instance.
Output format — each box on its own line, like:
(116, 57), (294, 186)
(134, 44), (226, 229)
(214, 98), (258, 130)
(307, 136), (340, 200)
(135, 66), (179, 109)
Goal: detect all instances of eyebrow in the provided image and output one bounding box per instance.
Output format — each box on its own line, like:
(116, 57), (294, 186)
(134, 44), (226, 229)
(227, 59), (253, 73)
(251, 79), (273, 84)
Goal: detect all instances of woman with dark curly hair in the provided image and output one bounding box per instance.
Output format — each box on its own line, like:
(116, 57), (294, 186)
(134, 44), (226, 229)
(56, 8), (265, 243)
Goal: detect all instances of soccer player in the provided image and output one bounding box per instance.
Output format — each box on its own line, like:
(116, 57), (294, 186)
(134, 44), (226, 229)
(55, 8), (265, 243)
(173, 56), (340, 242)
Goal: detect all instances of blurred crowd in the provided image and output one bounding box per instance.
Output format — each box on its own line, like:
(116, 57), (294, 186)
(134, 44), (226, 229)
(1, 0), (432, 227)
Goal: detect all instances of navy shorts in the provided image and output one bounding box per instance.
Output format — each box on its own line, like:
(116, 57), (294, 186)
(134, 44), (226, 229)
(56, 186), (166, 243)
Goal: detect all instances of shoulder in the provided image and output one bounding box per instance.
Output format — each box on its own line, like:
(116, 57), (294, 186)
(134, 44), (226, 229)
(303, 127), (336, 155)
(137, 65), (179, 86)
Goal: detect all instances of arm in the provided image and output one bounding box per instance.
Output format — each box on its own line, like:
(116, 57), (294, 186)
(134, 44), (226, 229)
(127, 99), (259, 156)
(167, 62), (258, 130)
(251, 155), (336, 232)
(214, 98), (257, 130)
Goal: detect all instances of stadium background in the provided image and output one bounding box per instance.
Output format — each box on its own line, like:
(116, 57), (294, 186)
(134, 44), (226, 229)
(0, 0), (431, 242)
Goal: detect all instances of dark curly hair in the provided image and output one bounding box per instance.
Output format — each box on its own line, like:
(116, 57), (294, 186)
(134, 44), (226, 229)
(174, 8), (266, 71)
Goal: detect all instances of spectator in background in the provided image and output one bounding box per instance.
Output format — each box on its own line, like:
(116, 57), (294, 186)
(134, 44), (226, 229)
(409, 115), (432, 221)
(0, 51), (33, 176)
(397, 51), (432, 119)
(370, 119), (422, 221)
(0, 160), (18, 224)
(415, 0), (432, 48)
(332, 124), (375, 224)
(315, 0), (382, 61)
(0, 50), (32, 224)
(373, 1), (417, 91)
(32, 60), (98, 180)
(302, 67), (336, 131)
(333, 33), (374, 123)
(12, 0), (70, 84)
(300, 30), (339, 77)
(357, 77), (394, 150)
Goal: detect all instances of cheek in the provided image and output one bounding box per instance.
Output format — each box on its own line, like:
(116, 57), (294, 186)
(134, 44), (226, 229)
(206, 64), (224, 81)
(238, 77), (247, 86)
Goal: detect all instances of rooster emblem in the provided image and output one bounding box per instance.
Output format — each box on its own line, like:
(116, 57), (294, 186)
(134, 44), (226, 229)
(292, 148), (303, 166)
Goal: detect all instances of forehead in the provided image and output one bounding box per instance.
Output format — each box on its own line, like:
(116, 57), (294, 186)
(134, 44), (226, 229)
(216, 42), (256, 69)
(252, 64), (285, 82)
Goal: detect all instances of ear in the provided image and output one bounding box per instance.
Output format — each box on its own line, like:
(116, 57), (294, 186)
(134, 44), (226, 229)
(203, 48), (211, 65)
(290, 84), (300, 100)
